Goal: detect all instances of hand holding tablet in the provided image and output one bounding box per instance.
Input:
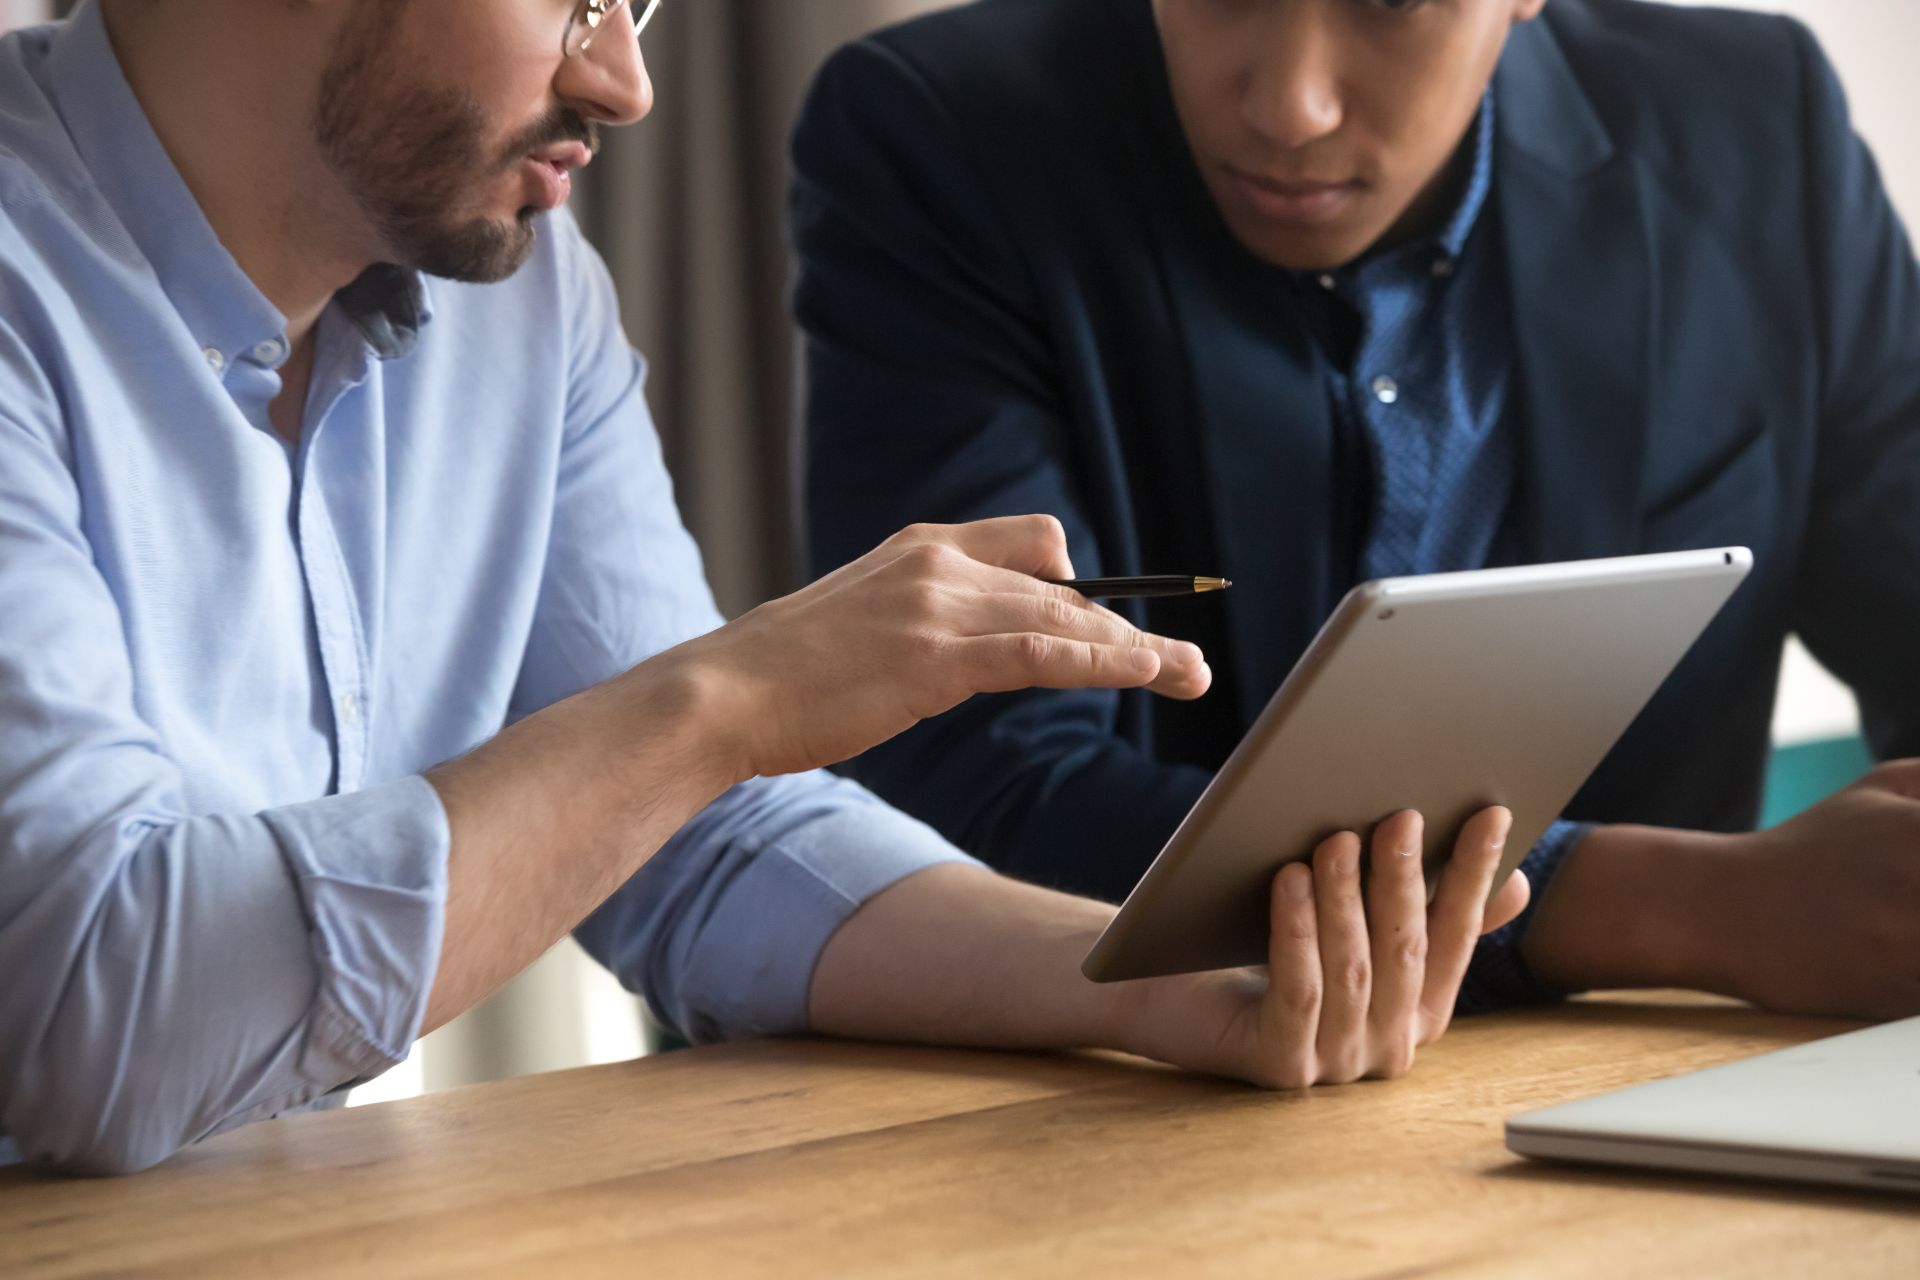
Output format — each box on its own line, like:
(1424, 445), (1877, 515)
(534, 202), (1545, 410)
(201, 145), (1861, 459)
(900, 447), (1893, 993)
(1086, 548), (1753, 983)
(1113, 803), (1528, 1087)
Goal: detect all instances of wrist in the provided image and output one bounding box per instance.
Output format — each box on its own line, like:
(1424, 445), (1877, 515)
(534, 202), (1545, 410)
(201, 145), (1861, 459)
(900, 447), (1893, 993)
(586, 642), (758, 797)
(1520, 822), (1744, 995)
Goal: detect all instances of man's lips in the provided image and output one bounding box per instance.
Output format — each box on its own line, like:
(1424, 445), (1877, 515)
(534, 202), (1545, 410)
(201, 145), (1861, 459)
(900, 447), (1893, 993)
(1224, 164), (1365, 225)
(532, 140), (594, 173)
(520, 141), (593, 211)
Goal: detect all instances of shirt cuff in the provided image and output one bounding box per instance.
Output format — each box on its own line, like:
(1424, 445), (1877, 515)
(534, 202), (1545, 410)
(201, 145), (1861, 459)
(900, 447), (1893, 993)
(257, 774), (450, 1093)
(1454, 819), (1590, 1015)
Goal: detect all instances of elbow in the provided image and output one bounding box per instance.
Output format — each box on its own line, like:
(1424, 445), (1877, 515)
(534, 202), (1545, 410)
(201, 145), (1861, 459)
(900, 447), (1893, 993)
(6, 1089), (192, 1177)
(1, 982), (207, 1177)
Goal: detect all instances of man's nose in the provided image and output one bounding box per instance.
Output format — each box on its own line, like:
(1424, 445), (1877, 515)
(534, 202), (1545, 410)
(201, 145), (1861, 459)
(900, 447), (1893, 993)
(1240, 23), (1344, 150)
(555, 14), (653, 127)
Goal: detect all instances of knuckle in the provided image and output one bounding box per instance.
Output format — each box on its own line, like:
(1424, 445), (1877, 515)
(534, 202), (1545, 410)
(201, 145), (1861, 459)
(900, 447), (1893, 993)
(907, 626), (952, 665)
(1394, 931), (1429, 973)
(1029, 512), (1068, 549)
(1869, 760), (1920, 799)
(898, 578), (944, 622)
(1038, 595), (1081, 633)
(1323, 1048), (1365, 1085)
(898, 541), (947, 577)
(890, 522), (941, 548)
(1262, 1053), (1317, 1092)
(1366, 1041), (1416, 1081)
(1014, 631), (1055, 670)
(1336, 959), (1370, 1000)
(925, 542), (967, 575)
(1284, 976), (1323, 1019)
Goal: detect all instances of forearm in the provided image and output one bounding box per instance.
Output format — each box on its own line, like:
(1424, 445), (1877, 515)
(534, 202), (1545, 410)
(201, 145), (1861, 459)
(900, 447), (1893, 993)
(808, 863), (1128, 1051)
(424, 650), (742, 1032)
(1519, 822), (1742, 996)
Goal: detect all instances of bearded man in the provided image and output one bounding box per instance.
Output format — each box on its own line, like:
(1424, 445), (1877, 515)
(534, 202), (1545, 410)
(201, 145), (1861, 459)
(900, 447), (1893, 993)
(0, 0), (1526, 1174)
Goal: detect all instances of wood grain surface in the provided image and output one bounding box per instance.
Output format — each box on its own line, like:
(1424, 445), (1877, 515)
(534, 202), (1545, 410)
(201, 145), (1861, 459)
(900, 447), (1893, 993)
(3, 994), (1915, 1278)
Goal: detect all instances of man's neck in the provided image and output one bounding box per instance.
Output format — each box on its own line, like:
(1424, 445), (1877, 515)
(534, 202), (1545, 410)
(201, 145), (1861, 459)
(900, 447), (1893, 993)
(99, 0), (376, 350)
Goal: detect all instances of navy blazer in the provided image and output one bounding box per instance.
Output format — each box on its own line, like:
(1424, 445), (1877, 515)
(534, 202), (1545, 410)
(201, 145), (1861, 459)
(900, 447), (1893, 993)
(795, 0), (1920, 904)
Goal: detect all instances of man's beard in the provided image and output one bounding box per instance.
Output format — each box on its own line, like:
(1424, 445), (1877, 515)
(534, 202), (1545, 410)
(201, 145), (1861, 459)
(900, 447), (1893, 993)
(313, 12), (598, 284)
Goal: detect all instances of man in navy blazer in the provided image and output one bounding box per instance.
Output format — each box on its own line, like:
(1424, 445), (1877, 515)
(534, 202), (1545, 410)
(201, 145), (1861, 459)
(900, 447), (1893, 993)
(796, 0), (1920, 1018)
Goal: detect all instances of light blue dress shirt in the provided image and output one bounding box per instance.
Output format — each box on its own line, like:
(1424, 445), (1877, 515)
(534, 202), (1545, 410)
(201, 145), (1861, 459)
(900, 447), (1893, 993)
(0, 1), (972, 1174)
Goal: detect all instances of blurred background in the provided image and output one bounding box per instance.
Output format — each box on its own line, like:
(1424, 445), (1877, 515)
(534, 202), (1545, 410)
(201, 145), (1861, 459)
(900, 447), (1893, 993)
(2, 0), (1913, 1104)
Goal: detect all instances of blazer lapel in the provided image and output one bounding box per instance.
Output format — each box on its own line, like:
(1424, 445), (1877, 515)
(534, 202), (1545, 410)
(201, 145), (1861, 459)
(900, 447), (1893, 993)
(1497, 17), (1656, 563)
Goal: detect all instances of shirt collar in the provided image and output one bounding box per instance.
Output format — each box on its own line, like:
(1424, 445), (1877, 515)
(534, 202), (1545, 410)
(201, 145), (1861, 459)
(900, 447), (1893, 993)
(1301, 90), (1497, 294)
(337, 266), (435, 361)
(44, 0), (429, 366)
(1435, 91), (1497, 263)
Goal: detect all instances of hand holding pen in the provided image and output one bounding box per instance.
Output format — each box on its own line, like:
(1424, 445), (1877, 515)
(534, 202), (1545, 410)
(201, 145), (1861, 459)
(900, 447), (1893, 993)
(669, 517), (1216, 780)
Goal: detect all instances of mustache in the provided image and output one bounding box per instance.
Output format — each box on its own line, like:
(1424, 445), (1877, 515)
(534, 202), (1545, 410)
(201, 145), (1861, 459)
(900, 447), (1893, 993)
(501, 109), (600, 166)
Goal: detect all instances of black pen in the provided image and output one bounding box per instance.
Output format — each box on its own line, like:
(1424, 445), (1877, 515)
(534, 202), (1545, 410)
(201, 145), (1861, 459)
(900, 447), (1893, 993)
(1044, 576), (1232, 599)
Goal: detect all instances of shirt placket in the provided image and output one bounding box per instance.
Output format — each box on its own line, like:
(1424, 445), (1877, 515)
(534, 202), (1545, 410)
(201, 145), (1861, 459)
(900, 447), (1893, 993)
(1354, 272), (1430, 581)
(294, 344), (374, 796)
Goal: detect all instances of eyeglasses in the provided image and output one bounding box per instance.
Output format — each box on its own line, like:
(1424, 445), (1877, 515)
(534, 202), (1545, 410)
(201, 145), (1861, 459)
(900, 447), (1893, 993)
(563, 0), (664, 59)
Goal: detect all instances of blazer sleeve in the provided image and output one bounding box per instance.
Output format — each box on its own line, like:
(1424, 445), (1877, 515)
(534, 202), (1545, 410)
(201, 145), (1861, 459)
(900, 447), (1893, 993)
(792, 39), (1210, 902)
(1785, 22), (1920, 754)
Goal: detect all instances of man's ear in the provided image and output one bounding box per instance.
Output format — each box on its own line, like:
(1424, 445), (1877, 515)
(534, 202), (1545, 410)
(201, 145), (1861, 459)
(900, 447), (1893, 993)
(1513, 0), (1549, 21)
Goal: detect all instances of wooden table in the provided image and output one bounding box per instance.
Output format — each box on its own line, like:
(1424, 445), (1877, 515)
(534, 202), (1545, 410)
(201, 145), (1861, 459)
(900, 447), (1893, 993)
(4, 995), (1916, 1277)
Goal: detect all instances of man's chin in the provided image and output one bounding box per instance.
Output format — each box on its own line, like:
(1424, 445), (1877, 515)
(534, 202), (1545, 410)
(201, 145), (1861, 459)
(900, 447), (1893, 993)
(408, 214), (539, 285)
(1230, 223), (1387, 275)
(1207, 198), (1394, 274)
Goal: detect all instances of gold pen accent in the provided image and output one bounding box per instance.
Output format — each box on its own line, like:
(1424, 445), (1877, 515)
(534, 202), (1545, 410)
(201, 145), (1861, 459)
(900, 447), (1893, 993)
(1044, 576), (1234, 600)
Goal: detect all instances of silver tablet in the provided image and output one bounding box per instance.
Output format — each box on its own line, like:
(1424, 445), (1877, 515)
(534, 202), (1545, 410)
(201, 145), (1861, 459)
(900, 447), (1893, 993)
(1082, 548), (1753, 982)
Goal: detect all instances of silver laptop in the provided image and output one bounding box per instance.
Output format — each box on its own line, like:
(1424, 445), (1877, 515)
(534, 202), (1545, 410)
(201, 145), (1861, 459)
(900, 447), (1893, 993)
(1507, 1016), (1920, 1194)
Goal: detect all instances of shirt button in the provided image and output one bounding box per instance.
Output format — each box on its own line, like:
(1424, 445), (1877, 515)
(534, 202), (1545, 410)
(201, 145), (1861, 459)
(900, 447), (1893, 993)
(1431, 258), (1455, 279)
(337, 693), (360, 727)
(252, 338), (286, 365)
(202, 346), (225, 372)
(1317, 273), (1337, 291)
(1372, 375), (1400, 405)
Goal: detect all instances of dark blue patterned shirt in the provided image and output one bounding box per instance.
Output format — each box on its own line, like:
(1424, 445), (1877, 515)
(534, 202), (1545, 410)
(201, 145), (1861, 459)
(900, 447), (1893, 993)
(1291, 97), (1585, 1011)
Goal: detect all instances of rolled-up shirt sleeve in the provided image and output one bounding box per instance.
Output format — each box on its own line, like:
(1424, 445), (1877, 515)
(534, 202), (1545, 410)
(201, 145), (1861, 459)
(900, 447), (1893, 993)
(0, 407), (450, 1176)
(577, 773), (974, 1043)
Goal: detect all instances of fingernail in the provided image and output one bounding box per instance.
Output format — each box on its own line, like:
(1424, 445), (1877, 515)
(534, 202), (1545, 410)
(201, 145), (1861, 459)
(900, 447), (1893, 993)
(1397, 845), (1418, 858)
(1130, 647), (1158, 673)
(1491, 810), (1512, 850)
(1287, 866), (1312, 901)
(1172, 641), (1203, 665)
